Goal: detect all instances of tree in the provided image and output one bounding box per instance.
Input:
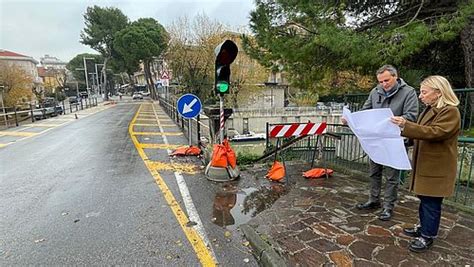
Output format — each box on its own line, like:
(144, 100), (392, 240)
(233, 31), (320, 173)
(0, 62), (34, 107)
(114, 18), (169, 99)
(243, 0), (474, 94)
(80, 6), (129, 100)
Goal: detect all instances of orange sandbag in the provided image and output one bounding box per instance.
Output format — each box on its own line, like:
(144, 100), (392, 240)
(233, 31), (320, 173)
(211, 144), (228, 168)
(303, 168), (334, 179)
(171, 146), (201, 156)
(266, 161), (285, 182)
(223, 139), (237, 169)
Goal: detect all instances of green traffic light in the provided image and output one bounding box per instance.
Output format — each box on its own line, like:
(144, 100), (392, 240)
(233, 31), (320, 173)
(217, 81), (229, 93)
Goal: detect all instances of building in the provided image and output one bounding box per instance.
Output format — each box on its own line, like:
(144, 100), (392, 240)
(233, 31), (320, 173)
(0, 49), (41, 83)
(40, 54), (67, 70)
(0, 49), (42, 104)
(38, 55), (68, 93)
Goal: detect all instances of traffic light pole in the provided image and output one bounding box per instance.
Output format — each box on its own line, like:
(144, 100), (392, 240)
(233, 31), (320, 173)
(219, 94), (224, 143)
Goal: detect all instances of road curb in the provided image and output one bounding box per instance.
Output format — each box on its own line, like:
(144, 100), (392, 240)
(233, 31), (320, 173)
(240, 224), (287, 267)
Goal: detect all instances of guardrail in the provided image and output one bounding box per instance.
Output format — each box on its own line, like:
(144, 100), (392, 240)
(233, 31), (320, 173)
(157, 94), (211, 148)
(0, 97), (99, 129)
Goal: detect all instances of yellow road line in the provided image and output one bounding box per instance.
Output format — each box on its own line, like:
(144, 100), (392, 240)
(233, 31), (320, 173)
(0, 143), (11, 148)
(0, 131), (38, 137)
(133, 123), (159, 126)
(133, 132), (183, 136)
(135, 118), (157, 121)
(129, 104), (216, 266)
(140, 143), (182, 150)
(134, 124), (175, 127)
(26, 124), (61, 127)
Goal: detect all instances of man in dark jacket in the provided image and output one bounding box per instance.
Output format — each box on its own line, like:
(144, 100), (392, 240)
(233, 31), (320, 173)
(352, 65), (418, 221)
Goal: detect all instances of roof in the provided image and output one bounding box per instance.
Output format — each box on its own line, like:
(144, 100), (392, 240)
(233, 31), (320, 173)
(0, 49), (39, 64)
(0, 49), (29, 58)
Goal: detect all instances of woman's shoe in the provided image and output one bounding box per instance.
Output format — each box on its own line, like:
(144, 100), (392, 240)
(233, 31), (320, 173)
(409, 237), (433, 253)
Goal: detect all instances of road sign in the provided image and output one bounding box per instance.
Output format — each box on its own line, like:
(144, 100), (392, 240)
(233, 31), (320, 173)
(161, 71), (169, 79)
(177, 93), (202, 119)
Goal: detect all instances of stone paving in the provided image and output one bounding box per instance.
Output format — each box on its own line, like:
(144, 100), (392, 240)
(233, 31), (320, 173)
(243, 163), (474, 266)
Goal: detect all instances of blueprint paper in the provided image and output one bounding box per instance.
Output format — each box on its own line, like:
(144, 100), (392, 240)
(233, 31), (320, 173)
(342, 107), (412, 170)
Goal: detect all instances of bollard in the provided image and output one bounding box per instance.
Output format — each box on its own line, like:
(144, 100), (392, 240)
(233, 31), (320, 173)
(14, 106), (18, 126)
(30, 103), (34, 122)
(80, 99), (84, 110)
(62, 100), (65, 115)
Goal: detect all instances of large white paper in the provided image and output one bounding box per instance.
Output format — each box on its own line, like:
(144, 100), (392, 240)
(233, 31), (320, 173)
(343, 107), (411, 170)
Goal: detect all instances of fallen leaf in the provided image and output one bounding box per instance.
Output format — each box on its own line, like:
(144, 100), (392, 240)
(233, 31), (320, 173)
(244, 258), (250, 263)
(224, 231), (231, 238)
(34, 239), (45, 243)
(242, 241), (250, 247)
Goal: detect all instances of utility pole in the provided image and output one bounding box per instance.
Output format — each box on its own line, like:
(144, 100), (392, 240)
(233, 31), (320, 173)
(95, 64), (103, 95)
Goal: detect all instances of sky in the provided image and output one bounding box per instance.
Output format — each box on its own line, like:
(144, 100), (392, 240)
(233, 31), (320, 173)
(0, 0), (255, 63)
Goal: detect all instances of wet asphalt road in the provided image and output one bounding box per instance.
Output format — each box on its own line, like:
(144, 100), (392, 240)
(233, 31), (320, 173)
(0, 100), (260, 265)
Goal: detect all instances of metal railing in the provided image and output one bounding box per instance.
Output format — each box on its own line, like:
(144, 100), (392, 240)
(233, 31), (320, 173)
(264, 124), (473, 210)
(0, 97), (99, 130)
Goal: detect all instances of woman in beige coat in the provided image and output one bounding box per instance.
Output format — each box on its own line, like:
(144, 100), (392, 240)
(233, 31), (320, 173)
(391, 75), (461, 253)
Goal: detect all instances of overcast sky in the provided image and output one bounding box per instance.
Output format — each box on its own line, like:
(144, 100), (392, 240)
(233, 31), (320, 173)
(0, 0), (255, 63)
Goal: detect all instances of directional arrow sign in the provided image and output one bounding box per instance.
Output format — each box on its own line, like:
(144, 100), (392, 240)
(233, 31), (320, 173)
(177, 93), (202, 119)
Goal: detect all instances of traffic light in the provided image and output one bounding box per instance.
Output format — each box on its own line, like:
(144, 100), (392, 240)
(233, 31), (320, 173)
(214, 40), (238, 95)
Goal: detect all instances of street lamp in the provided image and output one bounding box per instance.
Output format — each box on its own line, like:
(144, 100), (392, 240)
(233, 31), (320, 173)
(83, 57), (95, 96)
(95, 64), (104, 95)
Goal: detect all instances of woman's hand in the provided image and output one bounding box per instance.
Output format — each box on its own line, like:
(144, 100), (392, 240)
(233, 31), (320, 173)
(391, 116), (406, 128)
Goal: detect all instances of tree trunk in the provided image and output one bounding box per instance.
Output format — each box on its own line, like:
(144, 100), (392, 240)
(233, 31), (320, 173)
(144, 61), (156, 99)
(461, 15), (473, 87)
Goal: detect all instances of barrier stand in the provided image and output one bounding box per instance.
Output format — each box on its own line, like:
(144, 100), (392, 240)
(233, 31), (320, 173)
(265, 121), (328, 181)
(309, 134), (329, 179)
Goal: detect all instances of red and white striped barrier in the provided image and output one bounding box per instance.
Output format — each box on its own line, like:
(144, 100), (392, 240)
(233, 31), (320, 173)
(269, 122), (327, 138)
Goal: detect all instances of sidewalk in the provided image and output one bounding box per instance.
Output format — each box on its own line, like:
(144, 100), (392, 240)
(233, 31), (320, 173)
(241, 162), (474, 266)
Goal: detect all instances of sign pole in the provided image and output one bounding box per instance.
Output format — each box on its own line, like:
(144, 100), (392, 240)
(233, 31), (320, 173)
(219, 94), (224, 143)
(188, 119), (192, 146)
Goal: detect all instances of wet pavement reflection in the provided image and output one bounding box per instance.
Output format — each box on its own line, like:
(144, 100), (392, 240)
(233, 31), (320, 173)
(212, 183), (288, 230)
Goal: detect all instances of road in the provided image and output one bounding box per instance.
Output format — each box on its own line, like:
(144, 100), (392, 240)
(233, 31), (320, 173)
(0, 99), (260, 265)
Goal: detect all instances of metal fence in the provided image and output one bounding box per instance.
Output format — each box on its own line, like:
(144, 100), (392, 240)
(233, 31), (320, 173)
(157, 94), (211, 147)
(0, 97), (99, 130)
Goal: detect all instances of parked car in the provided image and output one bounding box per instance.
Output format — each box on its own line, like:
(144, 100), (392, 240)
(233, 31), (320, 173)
(141, 91), (150, 97)
(33, 105), (55, 120)
(132, 92), (143, 100)
(69, 96), (80, 104)
(54, 105), (64, 115)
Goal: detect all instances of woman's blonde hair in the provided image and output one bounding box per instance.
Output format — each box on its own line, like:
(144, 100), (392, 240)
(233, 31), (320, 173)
(420, 75), (459, 108)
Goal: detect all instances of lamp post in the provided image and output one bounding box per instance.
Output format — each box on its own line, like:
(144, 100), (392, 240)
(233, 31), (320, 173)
(95, 64), (104, 95)
(83, 57), (95, 96)
(0, 85), (7, 127)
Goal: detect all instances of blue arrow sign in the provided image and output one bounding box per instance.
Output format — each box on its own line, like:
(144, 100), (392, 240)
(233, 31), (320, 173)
(177, 93), (202, 119)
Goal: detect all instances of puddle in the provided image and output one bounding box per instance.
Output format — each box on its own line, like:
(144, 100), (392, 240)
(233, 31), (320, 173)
(212, 184), (287, 230)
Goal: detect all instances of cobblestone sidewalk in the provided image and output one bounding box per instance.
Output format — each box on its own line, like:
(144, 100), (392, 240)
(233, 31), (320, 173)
(243, 163), (474, 266)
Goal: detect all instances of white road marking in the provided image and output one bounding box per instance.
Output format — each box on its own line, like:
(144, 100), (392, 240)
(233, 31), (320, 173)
(152, 103), (217, 261)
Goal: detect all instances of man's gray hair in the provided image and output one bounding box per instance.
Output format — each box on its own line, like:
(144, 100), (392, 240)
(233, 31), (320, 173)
(376, 65), (398, 77)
